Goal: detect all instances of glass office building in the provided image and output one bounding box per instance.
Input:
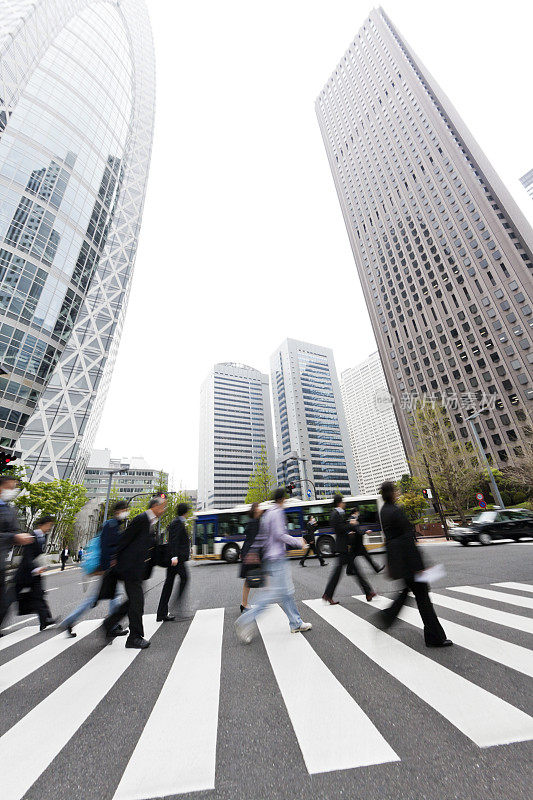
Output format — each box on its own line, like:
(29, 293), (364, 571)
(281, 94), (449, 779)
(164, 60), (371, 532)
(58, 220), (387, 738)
(519, 169), (533, 203)
(271, 339), (358, 499)
(198, 363), (276, 510)
(0, 0), (155, 480)
(317, 8), (533, 466)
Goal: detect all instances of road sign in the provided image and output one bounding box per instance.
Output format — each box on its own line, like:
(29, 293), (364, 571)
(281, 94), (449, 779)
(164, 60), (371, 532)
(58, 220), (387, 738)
(476, 493), (484, 501)
(479, 500), (487, 508)
(307, 489), (311, 498)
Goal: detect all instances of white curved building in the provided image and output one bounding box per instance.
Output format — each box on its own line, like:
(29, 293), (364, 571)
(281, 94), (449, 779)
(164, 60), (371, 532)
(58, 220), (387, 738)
(0, 0), (155, 481)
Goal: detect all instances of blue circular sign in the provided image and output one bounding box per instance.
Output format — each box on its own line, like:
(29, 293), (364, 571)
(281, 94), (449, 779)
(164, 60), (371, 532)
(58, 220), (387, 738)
(307, 489), (311, 498)
(479, 500), (487, 508)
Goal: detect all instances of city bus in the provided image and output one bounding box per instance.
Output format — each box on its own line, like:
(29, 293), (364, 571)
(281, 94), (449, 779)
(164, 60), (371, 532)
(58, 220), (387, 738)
(193, 494), (384, 562)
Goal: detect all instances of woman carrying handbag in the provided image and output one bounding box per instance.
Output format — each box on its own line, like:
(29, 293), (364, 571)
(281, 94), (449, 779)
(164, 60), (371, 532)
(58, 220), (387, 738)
(239, 502), (262, 613)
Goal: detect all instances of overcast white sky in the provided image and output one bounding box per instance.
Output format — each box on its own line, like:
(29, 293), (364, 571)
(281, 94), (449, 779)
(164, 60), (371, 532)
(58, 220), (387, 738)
(94, 0), (533, 488)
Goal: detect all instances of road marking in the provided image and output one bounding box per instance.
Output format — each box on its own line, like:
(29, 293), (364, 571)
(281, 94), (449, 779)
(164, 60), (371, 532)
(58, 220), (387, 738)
(1, 617), (37, 632)
(113, 609), (225, 799)
(0, 619), (101, 695)
(305, 599), (533, 748)
(77, 579), (98, 585)
(354, 595), (533, 679)
(257, 604), (399, 774)
(0, 625), (40, 653)
(430, 593), (533, 635)
(44, 587), (58, 591)
(493, 582), (533, 594)
(0, 615), (161, 800)
(449, 586), (533, 610)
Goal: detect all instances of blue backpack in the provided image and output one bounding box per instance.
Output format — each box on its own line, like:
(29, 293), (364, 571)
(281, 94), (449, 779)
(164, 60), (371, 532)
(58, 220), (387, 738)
(82, 532), (102, 575)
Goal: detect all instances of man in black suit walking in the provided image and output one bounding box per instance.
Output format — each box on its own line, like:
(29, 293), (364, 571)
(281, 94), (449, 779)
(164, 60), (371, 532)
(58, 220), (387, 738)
(0, 476), (33, 635)
(156, 502), (191, 622)
(322, 494), (376, 604)
(103, 495), (167, 649)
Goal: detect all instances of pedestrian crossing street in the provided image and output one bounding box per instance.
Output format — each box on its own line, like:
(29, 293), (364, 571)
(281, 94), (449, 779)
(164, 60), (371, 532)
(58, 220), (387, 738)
(0, 582), (532, 800)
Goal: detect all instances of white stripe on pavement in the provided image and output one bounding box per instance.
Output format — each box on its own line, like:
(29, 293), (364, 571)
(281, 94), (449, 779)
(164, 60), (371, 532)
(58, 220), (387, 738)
(353, 595), (533, 679)
(493, 582), (533, 594)
(449, 586), (533, 610)
(113, 609), (225, 800)
(0, 619), (101, 695)
(0, 615), (161, 800)
(305, 599), (533, 748)
(0, 625), (40, 653)
(430, 593), (533, 635)
(257, 605), (399, 774)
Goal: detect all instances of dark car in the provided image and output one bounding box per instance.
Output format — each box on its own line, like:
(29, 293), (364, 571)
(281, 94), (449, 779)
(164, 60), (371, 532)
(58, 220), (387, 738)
(450, 508), (533, 546)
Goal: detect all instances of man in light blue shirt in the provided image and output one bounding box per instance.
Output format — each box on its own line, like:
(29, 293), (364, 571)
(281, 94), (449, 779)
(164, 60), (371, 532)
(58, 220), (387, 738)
(235, 487), (313, 643)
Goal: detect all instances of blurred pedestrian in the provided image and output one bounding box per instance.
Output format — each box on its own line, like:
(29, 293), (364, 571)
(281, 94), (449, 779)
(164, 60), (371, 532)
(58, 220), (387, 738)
(235, 488), (313, 643)
(156, 502), (191, 622)
(0, 476), (33, 635)
(322, 494), (376, 604)
(59, 501), (130, 638)
(103, 495), (167, 649)
(15, 515), (56, 630)
(347, 510), (384, 575)
(239, 502), (262, 613)
(299, 514), (326, 567)
(60, 546), (69, 571)
(77, 547), (84, 563)
(376, 481), (452, 648)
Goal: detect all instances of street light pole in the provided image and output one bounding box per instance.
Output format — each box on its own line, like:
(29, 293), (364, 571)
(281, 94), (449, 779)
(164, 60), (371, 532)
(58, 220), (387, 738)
(102, 462), (130, 522)
(466, 413), (505, 508)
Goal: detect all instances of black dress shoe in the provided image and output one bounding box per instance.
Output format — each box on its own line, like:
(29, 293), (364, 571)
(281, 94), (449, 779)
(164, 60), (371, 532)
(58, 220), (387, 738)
(426, 638), (453, 648)
(111, 623), (129, 636)
(40, 618), (56, 631)
(322, 594), (339, 605)
(66, 625), (77, 638)
(299, 561), (306, 566)
(125, 636), (150, 649)
(156, 614), (176, 622)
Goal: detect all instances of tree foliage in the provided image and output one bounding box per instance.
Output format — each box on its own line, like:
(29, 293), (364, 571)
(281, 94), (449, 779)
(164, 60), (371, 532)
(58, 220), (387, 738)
(15, 478), (87, 549)
(408, 402), (480, 524)
(397, 490), (427, 522)
(502, 419), (533, 499)
(245, 445), (276, 504)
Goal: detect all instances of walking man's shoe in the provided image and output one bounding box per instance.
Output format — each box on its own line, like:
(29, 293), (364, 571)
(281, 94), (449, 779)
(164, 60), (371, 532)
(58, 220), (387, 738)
(366, 592), (377, 602)
(125, 636), (150, 649)
(111, 623), (129, 635)
(290, 622), (313, 633)
(322, 594), (339, 605)
(156, 614), (176, 622)
(426, 639), (453, 648)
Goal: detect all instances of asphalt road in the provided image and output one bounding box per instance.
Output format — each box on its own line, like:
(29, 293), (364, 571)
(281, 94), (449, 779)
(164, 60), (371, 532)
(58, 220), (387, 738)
(1, 539), (532, 800)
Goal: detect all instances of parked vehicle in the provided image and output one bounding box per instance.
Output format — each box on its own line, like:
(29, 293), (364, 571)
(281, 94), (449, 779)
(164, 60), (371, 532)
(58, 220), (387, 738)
(450, 509), (533, 546)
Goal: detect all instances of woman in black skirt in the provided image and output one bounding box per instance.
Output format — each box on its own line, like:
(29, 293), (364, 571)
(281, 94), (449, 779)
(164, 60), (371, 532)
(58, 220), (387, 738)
(240, 502), (262, 613)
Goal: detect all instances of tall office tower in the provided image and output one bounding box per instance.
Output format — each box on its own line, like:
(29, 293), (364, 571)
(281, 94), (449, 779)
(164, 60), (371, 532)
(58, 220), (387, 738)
(0, 0), (155, 480)
(519, 169), (533, 202)
(316, 8), (533, 467)
(271, 339), (358, 499)
(341, 351), (409, 494)
(198, 363), (275, 510)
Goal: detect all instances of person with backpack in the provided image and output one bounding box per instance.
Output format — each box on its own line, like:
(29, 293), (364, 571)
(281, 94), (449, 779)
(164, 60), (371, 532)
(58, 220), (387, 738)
(58, 501), (130, 638)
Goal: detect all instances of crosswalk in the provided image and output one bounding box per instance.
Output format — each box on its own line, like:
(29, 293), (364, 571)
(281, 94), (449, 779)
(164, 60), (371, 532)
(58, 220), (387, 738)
(0, 582), (531, 800)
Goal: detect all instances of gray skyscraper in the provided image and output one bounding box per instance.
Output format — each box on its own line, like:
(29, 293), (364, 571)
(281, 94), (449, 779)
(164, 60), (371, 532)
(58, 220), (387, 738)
(271, 339), (358, 499)
(519, 169), (533, 202)
(317, 8), (533, 468)
(198, 363), (275, 510)
(0, 0), (155, 480)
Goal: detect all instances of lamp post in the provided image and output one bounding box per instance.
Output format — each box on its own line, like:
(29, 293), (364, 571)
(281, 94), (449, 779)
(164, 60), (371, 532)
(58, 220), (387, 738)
(278, 451), (316, 500)
(102, 462), (130, 522)
(466, 412), (504, 508)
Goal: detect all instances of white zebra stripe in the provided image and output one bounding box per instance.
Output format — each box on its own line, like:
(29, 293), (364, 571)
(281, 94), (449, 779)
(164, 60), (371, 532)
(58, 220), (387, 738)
(449, 586), (533, 610)
(430, 592), (533, 635)
(493, 582), (533, 594)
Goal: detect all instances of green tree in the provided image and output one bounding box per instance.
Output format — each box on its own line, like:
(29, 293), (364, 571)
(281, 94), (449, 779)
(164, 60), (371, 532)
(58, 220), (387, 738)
(245, 446), (275, 503)
(397, 473), (423, 494)
(15, 478), (87, 550)
(408, 402), (480, 524)
(502, 418), (533, 499)
(397, 490), (427, 522)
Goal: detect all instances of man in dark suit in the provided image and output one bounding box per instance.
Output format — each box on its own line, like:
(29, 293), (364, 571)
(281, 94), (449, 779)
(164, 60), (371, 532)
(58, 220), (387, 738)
(15, 515), (56, 630)
(156, 502), (191, 622)
(103, 495), (167, 649)
(377, 481), (452, 647)
(322, 494), (376, 604)
(0, 476), (33, 635)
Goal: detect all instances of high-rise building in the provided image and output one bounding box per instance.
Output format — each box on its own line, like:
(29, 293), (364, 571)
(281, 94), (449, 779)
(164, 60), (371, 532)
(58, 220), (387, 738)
(341, 351), (409, 493)
(271, 339), (358, 499)
(83, 449), (168, 502)
(519, 169), (533, 202)
(316, 8), (533, 467)
(0, 0), (155, 480)
(198, 363), (275, 510)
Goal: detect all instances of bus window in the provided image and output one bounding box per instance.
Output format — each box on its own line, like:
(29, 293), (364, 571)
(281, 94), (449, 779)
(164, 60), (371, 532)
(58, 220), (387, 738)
(285, 511), (302, 533)
(303, 506), (331, 530)
(346, 501), (378, 525)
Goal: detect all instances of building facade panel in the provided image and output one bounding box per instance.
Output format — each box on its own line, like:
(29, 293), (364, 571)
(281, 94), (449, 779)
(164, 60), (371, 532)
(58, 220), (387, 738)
(83, 448), (167, 501)
(519, 169), (533, 203)
(341, 351), (409, 494)
(271, 338), (358, 499)
(0, 0), (156, 481)
(316, 8), (533, 468)
(198, 363), (275, 510)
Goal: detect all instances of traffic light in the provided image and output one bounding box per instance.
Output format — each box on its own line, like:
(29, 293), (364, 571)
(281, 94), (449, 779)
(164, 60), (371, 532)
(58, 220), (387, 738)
(286, 482), (295, 497)
(0, 451), (14, 474)
(422, 489), (429, 500)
